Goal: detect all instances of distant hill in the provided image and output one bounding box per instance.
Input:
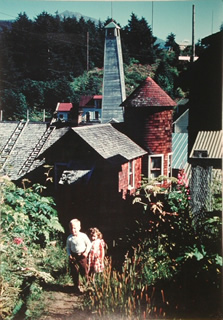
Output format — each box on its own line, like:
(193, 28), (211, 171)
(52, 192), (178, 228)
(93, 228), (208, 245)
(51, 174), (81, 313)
(58, 10), (99, 24)
(0, 20), (13, 31)
(155, 38), (166, 48)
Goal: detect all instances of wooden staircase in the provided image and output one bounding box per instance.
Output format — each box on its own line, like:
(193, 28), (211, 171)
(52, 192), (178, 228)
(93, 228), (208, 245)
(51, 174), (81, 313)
(0, 120), (29, 170)
(18, 126), (55, 176)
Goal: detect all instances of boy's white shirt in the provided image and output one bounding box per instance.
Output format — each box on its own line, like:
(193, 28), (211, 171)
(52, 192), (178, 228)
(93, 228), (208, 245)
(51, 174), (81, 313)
(66, 231), (91, 255)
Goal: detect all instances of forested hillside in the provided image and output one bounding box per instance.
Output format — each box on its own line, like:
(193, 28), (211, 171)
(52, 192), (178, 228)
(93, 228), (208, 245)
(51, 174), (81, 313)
(0, 11), (201, 121)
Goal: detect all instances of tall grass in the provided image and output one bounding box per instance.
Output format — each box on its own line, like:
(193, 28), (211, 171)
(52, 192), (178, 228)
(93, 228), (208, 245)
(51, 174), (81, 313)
(84, 253), (167, 319)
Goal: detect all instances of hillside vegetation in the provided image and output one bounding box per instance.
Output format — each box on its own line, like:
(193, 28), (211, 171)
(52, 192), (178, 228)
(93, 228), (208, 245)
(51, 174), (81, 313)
(0, 11), (204, 121)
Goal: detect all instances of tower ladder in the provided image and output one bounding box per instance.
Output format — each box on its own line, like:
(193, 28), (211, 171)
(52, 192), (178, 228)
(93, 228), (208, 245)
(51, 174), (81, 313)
(18, 126), (55, 176)
(0, 120), (29, 170)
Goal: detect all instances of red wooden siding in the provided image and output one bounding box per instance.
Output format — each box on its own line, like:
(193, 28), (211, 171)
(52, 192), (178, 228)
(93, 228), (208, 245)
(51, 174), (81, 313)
(124, 107), (173, 178)
(118, 157), (142, 199)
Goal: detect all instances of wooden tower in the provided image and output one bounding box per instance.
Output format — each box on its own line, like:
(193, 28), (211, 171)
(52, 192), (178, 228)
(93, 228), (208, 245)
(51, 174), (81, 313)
(101, 21), (126, 123)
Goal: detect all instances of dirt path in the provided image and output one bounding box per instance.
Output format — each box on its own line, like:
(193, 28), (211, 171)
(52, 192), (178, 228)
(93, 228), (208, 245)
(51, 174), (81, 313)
(39, 285), (93, 320)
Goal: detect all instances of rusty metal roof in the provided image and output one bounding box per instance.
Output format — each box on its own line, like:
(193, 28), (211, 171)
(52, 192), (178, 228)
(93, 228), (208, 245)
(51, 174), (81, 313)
(189, 130), (223, 159)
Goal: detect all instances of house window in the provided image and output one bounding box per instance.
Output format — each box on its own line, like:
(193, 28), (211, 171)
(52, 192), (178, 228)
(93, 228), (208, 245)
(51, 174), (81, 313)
(128, 160), (135, 189)
(107, 29), (114, 37)
(168, 153), (172, 177)
(148, 155), (163, 179)
(94, 99), (101, 108)
(95, 111), (99, 120)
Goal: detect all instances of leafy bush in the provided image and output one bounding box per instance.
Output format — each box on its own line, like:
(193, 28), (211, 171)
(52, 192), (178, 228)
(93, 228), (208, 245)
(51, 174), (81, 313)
(0, 176), (66, 319)
(1, 177), (64, 246)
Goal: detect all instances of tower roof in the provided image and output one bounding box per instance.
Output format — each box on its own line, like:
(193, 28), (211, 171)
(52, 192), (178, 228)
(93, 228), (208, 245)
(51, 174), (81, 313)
(121, 77), (176, 107)
(105, 21), (120, 29)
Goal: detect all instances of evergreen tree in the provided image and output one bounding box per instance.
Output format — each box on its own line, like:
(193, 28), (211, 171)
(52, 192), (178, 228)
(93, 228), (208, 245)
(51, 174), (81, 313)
(0, 89), (28, 120)
(154, 52), (179, 99)
(123, 13), (157, 64)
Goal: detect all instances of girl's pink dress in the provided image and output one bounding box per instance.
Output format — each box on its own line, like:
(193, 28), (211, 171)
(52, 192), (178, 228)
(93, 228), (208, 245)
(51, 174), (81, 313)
(88, 239), (105, 273)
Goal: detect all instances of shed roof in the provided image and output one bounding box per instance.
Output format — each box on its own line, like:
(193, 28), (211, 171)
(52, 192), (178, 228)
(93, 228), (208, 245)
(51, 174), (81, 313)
(56, 103), (73, 112)
(189, 130), (223, 159)
(71, 124), (147, 163)
(121, 77), (176, 108)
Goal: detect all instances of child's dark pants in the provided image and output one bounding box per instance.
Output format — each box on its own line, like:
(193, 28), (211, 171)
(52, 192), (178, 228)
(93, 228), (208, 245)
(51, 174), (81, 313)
(70, 252), (88, 289)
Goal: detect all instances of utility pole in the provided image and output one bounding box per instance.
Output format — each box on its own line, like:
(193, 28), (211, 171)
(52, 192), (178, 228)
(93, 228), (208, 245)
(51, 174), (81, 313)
(87, 31), (89, 71)
(192, 4), (195, 62)
(152, 1), (154, 33)
(43, 109), (45, 122)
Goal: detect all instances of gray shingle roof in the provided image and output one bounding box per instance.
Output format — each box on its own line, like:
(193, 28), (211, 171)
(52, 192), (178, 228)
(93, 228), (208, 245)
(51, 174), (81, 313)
(0, 122), (146, 180)
(72, 124), (147, 163)
(0, 122), (69, 180)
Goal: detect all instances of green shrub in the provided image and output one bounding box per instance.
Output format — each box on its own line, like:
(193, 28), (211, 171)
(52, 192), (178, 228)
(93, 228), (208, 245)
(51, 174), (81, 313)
(0, 177), (66, 319)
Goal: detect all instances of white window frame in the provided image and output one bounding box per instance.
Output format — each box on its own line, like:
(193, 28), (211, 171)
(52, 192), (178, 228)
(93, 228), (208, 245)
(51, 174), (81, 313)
(128, 160), (135, 189)
(167, 153), (173, 178)
(148, 154), (164, 179)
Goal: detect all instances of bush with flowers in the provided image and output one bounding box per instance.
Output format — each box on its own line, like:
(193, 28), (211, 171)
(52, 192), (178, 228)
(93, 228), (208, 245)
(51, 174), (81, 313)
(166, 170), (191, 213)
(91, 171), (222, 319)
(0, 176), (67, 319)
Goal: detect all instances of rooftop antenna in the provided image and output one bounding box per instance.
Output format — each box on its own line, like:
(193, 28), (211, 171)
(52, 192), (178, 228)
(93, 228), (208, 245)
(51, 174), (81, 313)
(111, 1), (113, 21)
(191, 4), (195, 62)
(87, 31), (89, 71)
(211, 10), (213, 34)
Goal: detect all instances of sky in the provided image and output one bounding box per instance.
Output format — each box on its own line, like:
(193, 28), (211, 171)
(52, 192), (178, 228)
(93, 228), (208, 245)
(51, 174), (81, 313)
(0, 0), (222, 43)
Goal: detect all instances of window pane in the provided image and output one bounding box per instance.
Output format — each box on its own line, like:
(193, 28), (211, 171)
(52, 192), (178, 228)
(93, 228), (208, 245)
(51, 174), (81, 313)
(151, 157), (161, 169)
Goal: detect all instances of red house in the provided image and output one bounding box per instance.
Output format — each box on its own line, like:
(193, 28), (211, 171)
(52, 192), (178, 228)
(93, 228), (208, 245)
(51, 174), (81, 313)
(121, 77), (176, 179)
(79, 95), (102, 124)
(53, 102), (80, 125)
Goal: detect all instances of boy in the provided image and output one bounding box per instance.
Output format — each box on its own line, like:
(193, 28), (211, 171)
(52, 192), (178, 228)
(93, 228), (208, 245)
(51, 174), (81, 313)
(66, 219), (91, 293)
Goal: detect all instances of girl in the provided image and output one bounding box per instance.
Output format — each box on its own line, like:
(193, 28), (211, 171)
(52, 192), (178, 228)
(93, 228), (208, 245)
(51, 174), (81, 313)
(88, 227), (105, 277)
